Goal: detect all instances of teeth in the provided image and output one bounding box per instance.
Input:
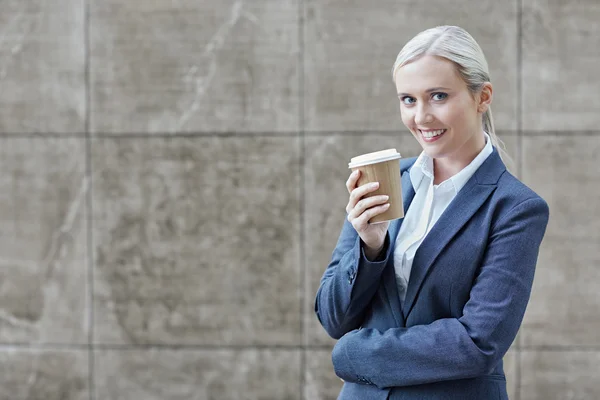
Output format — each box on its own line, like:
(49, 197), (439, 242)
(421, 129), (445, 138)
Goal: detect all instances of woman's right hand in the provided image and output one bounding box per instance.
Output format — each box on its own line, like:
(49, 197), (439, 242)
(345, 170), (390, 256)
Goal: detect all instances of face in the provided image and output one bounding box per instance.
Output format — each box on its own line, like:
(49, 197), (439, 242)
(394, 55), (491, 161)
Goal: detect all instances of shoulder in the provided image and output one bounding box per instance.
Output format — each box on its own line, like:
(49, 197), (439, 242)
(400, 156), (418, 173)
(491, 169), (550, 222)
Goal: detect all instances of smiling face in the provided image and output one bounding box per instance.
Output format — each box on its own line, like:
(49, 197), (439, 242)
(394, 55), (491, 163)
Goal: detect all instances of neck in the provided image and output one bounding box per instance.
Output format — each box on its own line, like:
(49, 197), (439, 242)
(432, 131), (486, 185)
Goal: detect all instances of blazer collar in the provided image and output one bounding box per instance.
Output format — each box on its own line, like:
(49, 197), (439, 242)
(384, 147), (507, 322)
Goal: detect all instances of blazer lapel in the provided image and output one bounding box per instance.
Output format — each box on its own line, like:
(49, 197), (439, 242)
(383, 169), (415, 326)
(401, 149), (506, 319)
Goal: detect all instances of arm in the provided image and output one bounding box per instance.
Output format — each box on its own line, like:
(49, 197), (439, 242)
(314, 216), (392, 339)
(332, 197), (550, 388)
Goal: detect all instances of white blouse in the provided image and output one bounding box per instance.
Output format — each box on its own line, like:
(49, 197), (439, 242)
(393, 132), (493, 305)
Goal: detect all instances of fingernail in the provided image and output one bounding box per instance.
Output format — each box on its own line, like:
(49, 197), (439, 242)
(370, 182), (379, 188)
(383, 195), (389, 200)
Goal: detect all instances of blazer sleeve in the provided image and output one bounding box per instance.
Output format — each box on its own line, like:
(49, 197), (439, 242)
(331, 197), (550, 388)
(314, 215), (393, 339)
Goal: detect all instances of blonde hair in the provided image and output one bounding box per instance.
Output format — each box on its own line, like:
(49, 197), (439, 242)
(391, 25), (513, 169)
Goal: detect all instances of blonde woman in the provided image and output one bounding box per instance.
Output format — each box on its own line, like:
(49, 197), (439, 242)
(315, 26), (549, 399)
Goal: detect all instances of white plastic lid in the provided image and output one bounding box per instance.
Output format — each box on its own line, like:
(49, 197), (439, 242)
(348, 148), (401, 169)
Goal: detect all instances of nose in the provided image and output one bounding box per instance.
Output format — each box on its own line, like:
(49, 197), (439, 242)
(414, 103), (433, 125)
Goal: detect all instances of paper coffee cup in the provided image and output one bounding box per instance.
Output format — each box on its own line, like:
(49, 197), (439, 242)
(348, 148), (403, 223)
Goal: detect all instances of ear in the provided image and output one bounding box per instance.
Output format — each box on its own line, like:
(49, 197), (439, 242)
(477, 82), (493, 113)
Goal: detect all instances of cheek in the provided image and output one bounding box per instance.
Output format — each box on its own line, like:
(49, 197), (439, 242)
(451, 98), (479, 125)
(399, 107), (413, 127)
(439, 103), (469, 127)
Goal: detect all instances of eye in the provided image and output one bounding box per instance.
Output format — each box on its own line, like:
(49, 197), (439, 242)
(432, 92), (448, 101)
(401, 96), (415, 105)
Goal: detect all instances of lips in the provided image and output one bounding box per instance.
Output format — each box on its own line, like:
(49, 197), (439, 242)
(419, 129), (447, 142)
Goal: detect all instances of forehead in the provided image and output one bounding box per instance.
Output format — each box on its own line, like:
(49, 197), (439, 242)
(395, 55), (463, 93)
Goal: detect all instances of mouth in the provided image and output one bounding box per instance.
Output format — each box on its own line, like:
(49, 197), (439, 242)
(418, 129), (447, 142)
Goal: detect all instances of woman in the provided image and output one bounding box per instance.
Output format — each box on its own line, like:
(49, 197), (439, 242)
(314, 26), (549, 399)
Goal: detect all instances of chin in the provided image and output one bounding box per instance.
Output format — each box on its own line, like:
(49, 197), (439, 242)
(421, 145), (451, 159)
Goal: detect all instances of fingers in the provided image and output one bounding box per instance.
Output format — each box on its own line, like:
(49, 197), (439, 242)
(347, 194), (389, 220)
(345, 170), (360, 194)
(350, 203), (390, 230)
(345, 180), (382, 214)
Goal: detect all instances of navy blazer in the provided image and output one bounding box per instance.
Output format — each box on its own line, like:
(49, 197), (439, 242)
(315, 147), (550, 399)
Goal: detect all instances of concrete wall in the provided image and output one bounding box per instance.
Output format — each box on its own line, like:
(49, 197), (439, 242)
(0, 0), (597, 399)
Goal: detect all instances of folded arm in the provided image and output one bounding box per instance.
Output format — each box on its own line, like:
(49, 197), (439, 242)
(332, 197), (550, 388)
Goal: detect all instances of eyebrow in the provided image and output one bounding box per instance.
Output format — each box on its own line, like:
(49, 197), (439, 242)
(397, 87), (452, 96)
